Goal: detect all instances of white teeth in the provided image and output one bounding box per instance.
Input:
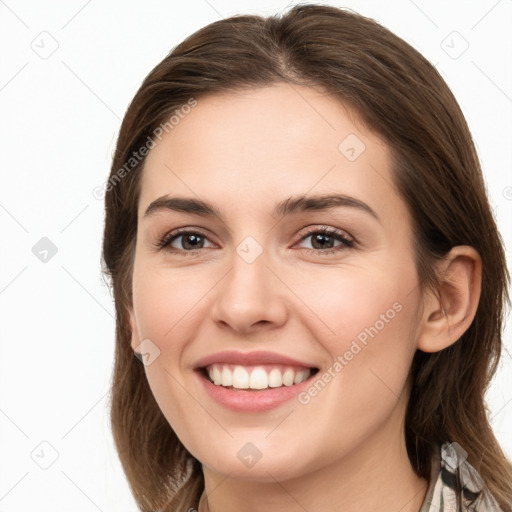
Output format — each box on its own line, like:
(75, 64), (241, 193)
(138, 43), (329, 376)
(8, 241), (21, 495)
(268, 368), (283, 388)
(206, 364), (312, 390)
(294, 369), (307, 384)
(232, 366), (250, 389)
(212, 365), (222, 385)
(282, 368), (295, 386)
(249, 367), (268, 389)
(221, 366), (233, 386)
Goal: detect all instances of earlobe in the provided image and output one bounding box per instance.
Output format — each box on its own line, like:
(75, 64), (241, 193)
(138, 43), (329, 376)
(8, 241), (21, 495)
(127, 305), (141, 352)
(416, 246), (482, 353)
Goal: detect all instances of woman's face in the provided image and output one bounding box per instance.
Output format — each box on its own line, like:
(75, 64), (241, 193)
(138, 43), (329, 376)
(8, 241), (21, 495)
(129, 83), (425, 481)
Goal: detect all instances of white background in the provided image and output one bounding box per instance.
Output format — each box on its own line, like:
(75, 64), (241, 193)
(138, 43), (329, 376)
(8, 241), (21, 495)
(0, 1), (511, 510)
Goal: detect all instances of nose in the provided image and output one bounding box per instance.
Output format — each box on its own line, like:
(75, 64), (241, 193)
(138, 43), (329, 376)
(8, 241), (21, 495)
(210, 245), (288, 335)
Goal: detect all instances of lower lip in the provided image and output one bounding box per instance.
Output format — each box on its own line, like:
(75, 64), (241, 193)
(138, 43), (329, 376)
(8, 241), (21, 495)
(196, 370), (315, 412)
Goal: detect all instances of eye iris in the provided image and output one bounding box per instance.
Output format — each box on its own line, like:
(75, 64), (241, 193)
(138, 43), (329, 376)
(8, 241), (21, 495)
(182, 234), (203, 250)
(312, 233), (334, 249)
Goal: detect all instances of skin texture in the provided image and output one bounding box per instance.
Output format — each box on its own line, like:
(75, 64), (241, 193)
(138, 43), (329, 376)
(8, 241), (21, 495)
(128, 83), (482, 512)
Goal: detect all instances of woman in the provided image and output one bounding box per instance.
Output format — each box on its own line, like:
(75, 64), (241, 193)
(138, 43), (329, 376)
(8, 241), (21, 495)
(101, 4), (512, 511)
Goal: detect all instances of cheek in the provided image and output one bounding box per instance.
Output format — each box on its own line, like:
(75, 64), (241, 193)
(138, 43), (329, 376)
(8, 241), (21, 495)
(131, 266), (223, 441)
(295, 260), (420, 411)
(292, 258), (418, 353)
(296, 268), (420, 432)
(287, 303), (419, 476)
(132, 264), (211, 349)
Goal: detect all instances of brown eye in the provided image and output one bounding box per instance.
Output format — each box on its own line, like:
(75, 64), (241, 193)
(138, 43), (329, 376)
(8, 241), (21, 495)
(171, 233), (205, 250)
(297, 227), (354, 255)
(157, 229), (215, 253)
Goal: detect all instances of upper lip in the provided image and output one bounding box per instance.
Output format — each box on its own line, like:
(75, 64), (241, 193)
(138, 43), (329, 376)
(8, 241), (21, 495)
(193, 350), (318, 370)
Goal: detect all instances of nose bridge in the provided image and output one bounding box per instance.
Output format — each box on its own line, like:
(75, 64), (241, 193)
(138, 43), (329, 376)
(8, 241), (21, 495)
(211, 235), (287, 331)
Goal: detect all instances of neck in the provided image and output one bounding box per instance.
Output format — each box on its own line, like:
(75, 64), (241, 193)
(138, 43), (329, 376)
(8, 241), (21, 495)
(198, 409), (428, 512)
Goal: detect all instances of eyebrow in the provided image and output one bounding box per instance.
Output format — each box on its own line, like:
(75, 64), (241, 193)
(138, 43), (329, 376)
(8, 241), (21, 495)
(143, 193), (380, 222)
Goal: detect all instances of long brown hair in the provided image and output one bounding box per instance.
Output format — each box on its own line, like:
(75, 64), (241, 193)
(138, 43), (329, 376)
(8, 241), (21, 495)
(101, 4), (512, 510)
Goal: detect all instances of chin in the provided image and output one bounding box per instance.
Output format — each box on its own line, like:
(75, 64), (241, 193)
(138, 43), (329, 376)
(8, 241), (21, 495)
(199, 451), (312, 483)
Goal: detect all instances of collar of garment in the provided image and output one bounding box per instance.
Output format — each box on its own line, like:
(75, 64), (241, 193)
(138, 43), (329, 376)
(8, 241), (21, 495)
(420, 442), (504, 511)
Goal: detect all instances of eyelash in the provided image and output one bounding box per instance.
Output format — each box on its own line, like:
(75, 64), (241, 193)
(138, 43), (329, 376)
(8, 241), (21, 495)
(155, 226), (355, 256)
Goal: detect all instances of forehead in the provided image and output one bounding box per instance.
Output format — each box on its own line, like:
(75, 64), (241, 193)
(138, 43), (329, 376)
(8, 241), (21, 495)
(138, 84), (403, 224)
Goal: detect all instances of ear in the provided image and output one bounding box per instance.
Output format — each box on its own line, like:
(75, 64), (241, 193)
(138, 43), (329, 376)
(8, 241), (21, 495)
(416, 246), (482, 353)
(127, 304), (142, 352)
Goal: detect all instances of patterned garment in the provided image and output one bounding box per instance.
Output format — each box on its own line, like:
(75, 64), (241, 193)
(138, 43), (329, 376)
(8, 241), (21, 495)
(420, 442), (504, 511)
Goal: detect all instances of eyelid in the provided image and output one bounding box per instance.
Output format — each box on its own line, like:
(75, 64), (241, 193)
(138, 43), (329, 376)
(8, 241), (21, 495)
(155, 226), (216, 251)
(297, 225), (354, 243)
(294, 225), (355, 253)
(155, 224), (356, 254)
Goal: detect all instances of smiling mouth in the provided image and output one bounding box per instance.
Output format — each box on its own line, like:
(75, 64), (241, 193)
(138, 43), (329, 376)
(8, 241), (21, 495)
(201, 363), (319, 391)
